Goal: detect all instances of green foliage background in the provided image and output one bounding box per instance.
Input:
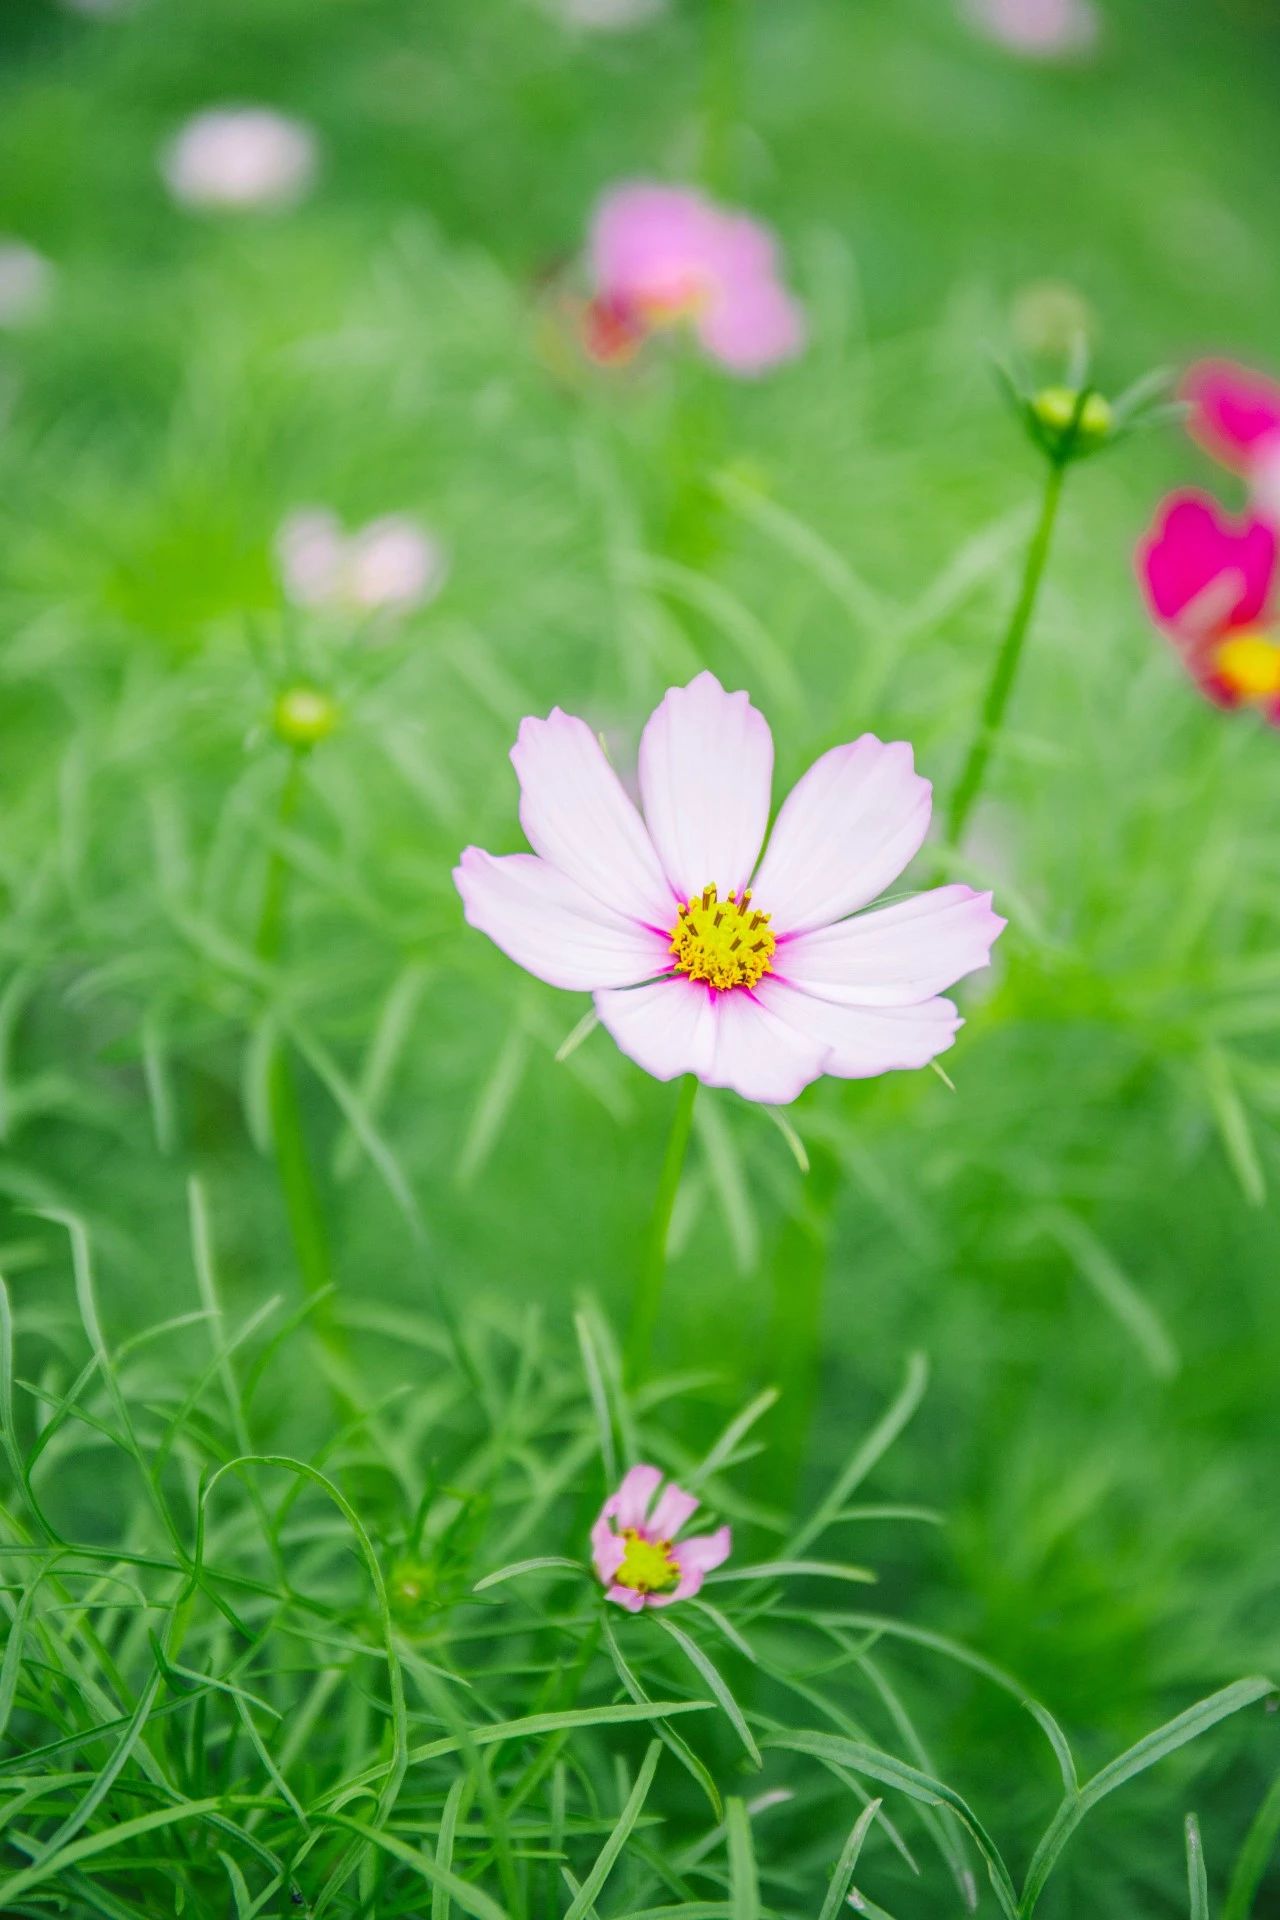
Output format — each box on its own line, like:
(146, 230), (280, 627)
(1, 0), (1279, 1914)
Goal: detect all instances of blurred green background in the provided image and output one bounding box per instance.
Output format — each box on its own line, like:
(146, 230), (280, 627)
(3, 0), (1280, 1911)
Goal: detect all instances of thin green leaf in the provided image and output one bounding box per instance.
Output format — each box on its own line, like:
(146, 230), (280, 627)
(564, 1740), (662, 1920)
(819, 1799), (883, 1920)
(1223, 1770), (1280, 1920)
(726, 1796), (760, 1920)
(654, 1616), (761, 1767)
(1187, 1813), (1209, 1920)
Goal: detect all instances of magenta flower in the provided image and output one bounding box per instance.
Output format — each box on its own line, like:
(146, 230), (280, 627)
(1137, 491), (1280, 719)
(1183, 359), (1280, 518)
(454, 673), (1005, 1105)
(586, 182), (805, 376)
(591, 1464), (730, 1612)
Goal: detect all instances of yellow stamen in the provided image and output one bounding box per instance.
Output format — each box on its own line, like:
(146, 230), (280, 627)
(1214, 631), (1280, 701)
(669, 884), (776, 992)
(616, 1527), (679, 1595)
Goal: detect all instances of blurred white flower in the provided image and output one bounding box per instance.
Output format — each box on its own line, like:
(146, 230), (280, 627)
(1010, 280), (1095, 357)
(277, 509), (448, 617)
(161, 107), (318, 213)
(551, 0), (667, 28)
(0, 241), (55, 328)
(960, 0), (1100, 59)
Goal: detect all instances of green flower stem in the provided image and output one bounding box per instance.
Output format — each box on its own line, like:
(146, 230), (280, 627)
(255, 750), (341, 1354)
(625, 1075), (699, 1381)
(703, 0), (743, 194)
(944, 454), (1067, 849)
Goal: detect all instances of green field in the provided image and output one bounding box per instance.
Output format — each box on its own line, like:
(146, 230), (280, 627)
(2, 1), (1279, 1914)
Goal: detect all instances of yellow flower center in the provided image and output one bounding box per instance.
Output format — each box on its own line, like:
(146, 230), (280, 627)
(1214, 631), (1280, 701)
(669, 885), (776, 992)
(639, 278), (711, 328)
(616, 1528), (680, 1594)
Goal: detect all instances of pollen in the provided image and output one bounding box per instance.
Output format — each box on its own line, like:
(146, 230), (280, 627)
(669, 885), (776, 992)
(616, 1528), (680, 1595)
(1214, 631), (1280, 702)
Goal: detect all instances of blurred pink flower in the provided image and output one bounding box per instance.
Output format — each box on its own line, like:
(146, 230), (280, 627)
(961, 0), (1099, 59)
(1183, 359), (1280, 519)
(591, 1464), (730, 1612)
(1138, 491), (1280, 721)
(0, 241), (55, 328)
(585, 182), (805, 376)
(455, 672), (1004, 1105)
(276, 509), (447, 615)
(162, 107), (318, 213)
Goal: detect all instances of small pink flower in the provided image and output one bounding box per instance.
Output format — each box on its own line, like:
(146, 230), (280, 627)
(585, 182), (805, 377)
(276, 508), (447, 615)
(591, 1464), (730, 1612)
(454, 673), (1005, 1105)
(960, 0), (1100, 59)
(162, 107), (318, 213)
(1137, 491), (1280, 720)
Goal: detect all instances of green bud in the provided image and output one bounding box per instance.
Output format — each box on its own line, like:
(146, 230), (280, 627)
(1031, 385), (1112, 446)
(388, 1559), (438, 1618)
(272, 685), (339, 748)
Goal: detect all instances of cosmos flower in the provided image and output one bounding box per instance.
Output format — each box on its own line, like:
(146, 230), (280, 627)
(0, 241), (55, 328)
(1138, 491), (1280, 721)
(591, 1464), (730, 1612)
(584, 182), (805, 377)
(1183, 359), (1280, 519)
(276, 509), (447, 616)
(960, 0), (1100, 59)
(454, 673), (1005, 1105)
(161, 107), (318, 213)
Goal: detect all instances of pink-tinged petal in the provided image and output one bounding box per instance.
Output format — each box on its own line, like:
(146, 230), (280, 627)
(751, 739), (932, 934)
(454, 850), (669, 991)
(591, 1515), (625, 1584)
(696, 278), (806, 374)
(595, 979), (717, 1084)
(703, 981), (829, 1104)
(1137, 493), (1277, 639)
(777, 887), (1005, 1007)
(647, 1481), (699, 1539)
(590, 183), (717, 307)
(595, 977), (826, 1103)
(511, 710), (674, 926)
(606, 1463), (663, 1531)
(606, 1582), (648, 1613)
(638, 672), (774, 899)
(1183, 359), (1280, 470)
(672, 1524), (732, 1575)
(650, 1524), (732, 1605)
(757, 978), (962, 1078)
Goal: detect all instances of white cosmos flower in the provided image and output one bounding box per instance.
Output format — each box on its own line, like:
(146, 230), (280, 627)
(161, 107), (318, 213)
(0, 242), (55, 328)
(276, 509), (448, 616)
(456, 673), (1005, 1106)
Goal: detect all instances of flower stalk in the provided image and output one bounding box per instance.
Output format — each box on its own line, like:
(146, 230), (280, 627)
(944, 450), (1067, 849)
(255, 743), (343, 1360)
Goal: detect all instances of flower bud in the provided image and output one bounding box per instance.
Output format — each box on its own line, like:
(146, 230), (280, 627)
(272, 685), (338, 748)
(1032, 385), (1112, 447)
